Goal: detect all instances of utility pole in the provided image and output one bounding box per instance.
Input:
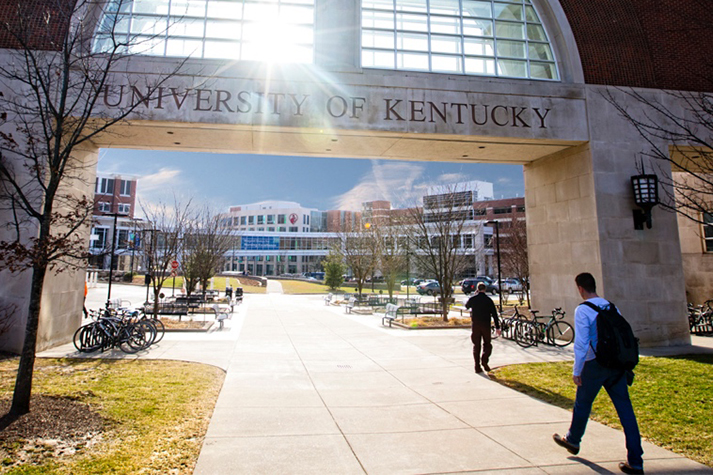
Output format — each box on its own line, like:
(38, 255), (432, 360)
(104, 211), (128, 308)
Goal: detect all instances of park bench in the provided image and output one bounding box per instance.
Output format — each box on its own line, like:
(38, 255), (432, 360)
(345, 297), (356, 314)
(212, 304), (230, 330)
(382, 303), (401, 327)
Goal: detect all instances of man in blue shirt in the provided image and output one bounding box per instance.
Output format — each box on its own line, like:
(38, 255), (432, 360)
(553, 272), (644, 474)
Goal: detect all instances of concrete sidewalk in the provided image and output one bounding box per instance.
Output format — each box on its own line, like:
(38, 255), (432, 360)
(41, 290), (713, 474)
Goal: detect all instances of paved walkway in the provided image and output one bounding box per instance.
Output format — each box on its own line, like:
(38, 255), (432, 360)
(41, 289), (713, 474)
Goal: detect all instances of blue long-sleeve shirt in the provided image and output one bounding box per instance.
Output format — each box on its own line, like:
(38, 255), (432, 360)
(572, 297), (610, 376)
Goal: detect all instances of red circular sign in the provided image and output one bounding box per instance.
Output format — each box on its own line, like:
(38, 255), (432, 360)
(171, 260), (179, 269)
(289, 213), (298, 224)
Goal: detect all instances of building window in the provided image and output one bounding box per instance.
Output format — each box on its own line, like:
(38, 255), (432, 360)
(704, 212), (713, 252)
(119, 179), (131, 196)
(118, 203), (131, 214)
(493, 207), (511, 215)
(278, 214), (286, 224)
(257, 215), (264, 225)
(96, 178), (114, 195)
(248, 216), (255, 225)
(98, 202), (112, 213)
(94, 0), (316, 64)
(362, 0), (559, 80)
(240, 216), (246, 225)
(267, 215), (275, 224)
(289, 226), (298, 232)
(268, 227), (275, 232)
(279, 227), (286, 232)
(91, 228), (107, 249)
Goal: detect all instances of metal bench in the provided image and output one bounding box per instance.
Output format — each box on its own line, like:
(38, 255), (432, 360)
(324, 293), (333, 306)
(345, 297), (357, 314)
(382, 303), (401, 327)
(212, 304), (230, 330)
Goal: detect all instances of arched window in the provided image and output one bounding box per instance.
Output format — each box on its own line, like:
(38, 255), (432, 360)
(362, 0), (559, 80)
(93, 0), (315, 63)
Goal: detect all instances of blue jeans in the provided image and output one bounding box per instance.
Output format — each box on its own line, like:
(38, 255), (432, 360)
(566, 359), (643, 469)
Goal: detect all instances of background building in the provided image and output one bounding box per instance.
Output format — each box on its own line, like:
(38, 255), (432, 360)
(89, 173), (143, 273)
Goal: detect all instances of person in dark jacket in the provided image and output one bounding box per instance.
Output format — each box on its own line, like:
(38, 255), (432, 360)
(465, 282), (501, 373)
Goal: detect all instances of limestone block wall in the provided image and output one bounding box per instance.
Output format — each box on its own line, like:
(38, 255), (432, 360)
(676, 174), (713, 305)
(0, 147), (97, 353)
(525, 143), (602, 323)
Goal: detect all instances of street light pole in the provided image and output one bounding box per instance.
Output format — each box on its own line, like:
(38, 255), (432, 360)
(105, 211), (128, 308)
(487, 220), (503, 313)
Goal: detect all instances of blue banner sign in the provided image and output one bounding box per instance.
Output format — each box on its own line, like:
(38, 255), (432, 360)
(241, 236), (280, 251)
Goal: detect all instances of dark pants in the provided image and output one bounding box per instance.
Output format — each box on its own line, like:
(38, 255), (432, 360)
(471, 324), (492, 369)
(566, 359), (644, 470)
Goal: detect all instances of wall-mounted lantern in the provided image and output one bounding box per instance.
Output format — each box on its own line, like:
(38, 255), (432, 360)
(631, 173), (659, 230)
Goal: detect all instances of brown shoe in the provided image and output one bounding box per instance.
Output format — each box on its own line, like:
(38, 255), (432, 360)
(619, 462), (644, 474)
(553, 433), (579, 455)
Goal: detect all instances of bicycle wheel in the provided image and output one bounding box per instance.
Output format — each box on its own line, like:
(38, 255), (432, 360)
(73, 323), (103, 353)
(515, 321), (537, 348)
(119, 324), (149, 353)
(136, 319), (158, 347)
(149, 317), (165, 343)
(548, 321), (575, 347)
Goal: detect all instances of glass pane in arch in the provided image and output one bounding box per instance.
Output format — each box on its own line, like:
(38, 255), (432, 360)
(397, 52), (429, 70)
(430, 15), (461, 35)
(364, 0), (395, 11)
(463, 0), (492, 18)
(464, 37), (494, 56)
(395, 12), (428, 32)
(396, 0), (428, 13)
(432, 54), (462, 73)
(465, 57), (495, 75)
(365, 10), (396, 29)
(463, 18), (493, 36)
(430, 0), (460, 15)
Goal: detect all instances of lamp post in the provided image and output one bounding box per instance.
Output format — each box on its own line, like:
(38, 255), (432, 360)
(129, 217), (143, 276)
(486, 220), (503, 313)
(104, 211), (128, 308)
(144, 228), (156, 305)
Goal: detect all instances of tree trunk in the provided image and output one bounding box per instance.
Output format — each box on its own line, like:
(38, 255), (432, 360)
(10, 262), (48, 415)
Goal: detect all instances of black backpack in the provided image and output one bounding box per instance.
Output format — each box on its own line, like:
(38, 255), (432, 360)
(581, 301), (639, 372)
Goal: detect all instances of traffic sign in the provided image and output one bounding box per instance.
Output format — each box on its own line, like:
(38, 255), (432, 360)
(171, 260), (179, 269)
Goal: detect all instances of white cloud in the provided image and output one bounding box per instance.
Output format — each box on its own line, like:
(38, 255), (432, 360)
(331, 162), (481, 210)
(138, 168), (182, 192)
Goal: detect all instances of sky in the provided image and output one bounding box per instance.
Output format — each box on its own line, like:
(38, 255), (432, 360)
(98, 148), (525, 214)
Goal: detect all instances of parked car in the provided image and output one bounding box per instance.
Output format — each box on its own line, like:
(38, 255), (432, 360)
(499, 278), (523, 293)
(400, 278), (419, 286)
(461, 277), (498, 295)
(417, 281), (442, 296)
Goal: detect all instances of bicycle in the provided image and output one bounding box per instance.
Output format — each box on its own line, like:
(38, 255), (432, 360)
(515, 307), (574, 348)
(73, 307), (155, 354)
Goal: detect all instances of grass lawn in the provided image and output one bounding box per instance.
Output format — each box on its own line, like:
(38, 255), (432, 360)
(491, 354), (713, 467)
(279, 280), (406, 295)
(0, 358), (224, 474)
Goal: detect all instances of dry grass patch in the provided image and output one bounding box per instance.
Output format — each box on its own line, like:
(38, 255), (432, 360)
(491, 355), (713, 467)
(0, 358), (224, 474)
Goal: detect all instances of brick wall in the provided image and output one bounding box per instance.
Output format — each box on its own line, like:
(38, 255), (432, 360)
(559, 0), (713, 92)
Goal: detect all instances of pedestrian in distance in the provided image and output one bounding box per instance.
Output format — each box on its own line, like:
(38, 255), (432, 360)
(465, 282), (501, 373)
(553, 272), (644, 474)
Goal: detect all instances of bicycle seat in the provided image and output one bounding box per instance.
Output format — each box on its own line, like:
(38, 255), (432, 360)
(529, 310), (540, 318)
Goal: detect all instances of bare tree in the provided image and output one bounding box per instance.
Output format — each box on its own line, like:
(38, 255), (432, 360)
(181, 206), (233, 298)
(373, 219), (408, 299)
(499, 216), (530, 307)
(408, 185), (475, 321)
(337, 222), (379, 297)
(603, 87), (713, 224)
(0, 0), (185, 416)
(140, 198), (193, 316)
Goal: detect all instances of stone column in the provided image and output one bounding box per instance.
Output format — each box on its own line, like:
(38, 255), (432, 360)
(525, 87), (690, 347)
